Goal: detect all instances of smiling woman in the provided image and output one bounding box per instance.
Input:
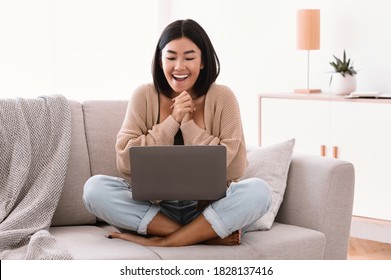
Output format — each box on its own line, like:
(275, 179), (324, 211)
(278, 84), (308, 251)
(161, 38), (204, 97)
(152, 19), (220, 99)
(82, 19), (272, 248)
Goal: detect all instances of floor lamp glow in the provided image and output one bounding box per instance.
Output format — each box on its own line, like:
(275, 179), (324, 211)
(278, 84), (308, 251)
(295, 9), (321, 94)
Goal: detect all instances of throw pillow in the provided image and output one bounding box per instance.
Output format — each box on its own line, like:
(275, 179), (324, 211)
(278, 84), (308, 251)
(241, 138), (295, 231)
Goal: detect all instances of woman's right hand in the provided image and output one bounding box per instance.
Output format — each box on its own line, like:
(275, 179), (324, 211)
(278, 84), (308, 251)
(170, 91), (195, 123)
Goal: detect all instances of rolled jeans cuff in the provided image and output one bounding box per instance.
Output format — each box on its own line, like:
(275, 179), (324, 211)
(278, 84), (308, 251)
(137, 204), (160, 235)
(203, 205), (230, 239)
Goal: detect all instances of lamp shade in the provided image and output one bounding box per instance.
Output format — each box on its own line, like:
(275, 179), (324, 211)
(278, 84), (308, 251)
(297, 9), (320, 50)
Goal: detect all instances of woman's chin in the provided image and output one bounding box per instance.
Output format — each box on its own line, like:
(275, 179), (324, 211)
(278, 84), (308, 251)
(169, 80), (192, 92)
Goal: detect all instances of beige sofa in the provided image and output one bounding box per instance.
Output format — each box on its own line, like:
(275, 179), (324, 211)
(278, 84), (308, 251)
(49, 100), (355, 260)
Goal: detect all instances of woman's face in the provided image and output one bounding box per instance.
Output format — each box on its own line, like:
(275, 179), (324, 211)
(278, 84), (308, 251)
(161, 37), (203, 97)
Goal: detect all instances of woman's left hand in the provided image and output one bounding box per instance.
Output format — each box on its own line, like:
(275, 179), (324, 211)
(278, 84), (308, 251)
(170, 91), (195, 123)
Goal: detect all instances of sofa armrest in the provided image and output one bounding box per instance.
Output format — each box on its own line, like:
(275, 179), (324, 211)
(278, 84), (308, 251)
(275, 153), (355, 260)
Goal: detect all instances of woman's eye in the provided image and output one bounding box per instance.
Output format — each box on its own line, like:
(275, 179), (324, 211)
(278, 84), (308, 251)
(185, 58), (195, 61)
(166, 57), (176, 61)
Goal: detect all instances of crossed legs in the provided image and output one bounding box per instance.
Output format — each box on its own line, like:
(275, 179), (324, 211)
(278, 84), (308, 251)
(108, 211), (241, 246)
(83, 175), (270, 247)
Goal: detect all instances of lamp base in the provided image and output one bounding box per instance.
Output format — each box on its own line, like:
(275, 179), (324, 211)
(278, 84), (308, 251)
(294, 89), (322, 94)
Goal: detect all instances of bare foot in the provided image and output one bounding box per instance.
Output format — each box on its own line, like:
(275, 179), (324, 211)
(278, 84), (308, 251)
(107, 232), (168, 246)
(204, 230), (241, 246)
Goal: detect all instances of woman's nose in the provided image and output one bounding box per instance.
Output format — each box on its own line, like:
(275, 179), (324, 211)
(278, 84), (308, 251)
(175, 59), (185, 70)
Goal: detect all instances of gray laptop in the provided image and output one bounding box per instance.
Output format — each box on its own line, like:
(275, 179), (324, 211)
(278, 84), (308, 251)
(129, 145), (227, 201)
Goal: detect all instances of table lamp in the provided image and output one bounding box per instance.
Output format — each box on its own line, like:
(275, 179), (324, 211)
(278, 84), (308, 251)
(295, 9), (321, 94)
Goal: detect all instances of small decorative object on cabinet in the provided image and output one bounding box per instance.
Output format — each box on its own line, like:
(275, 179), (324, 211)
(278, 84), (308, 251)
(329, 50), (357, 95)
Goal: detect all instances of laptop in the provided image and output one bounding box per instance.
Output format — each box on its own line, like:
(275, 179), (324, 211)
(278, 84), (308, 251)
(129, 145), (227, 201)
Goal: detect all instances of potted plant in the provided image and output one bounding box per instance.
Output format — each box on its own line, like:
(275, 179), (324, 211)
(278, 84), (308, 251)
(329, 50), (357, 95)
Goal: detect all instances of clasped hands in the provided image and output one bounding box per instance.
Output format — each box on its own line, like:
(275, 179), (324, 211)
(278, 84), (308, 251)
(170, 91), (196, 124)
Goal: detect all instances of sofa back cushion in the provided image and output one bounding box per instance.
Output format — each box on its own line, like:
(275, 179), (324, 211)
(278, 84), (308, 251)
(82, 100), (130, 181)
(241, 139), (295, 231)
(52, 100), (96, 226)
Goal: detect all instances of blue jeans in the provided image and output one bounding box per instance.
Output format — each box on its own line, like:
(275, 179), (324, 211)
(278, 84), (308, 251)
(83, 175), (271, 238)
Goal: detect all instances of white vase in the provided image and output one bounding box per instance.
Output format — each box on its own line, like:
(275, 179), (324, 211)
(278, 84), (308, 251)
(330, 74), (356, 95)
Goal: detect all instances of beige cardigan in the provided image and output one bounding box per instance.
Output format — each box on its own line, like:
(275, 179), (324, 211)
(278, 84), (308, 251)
(116, 83), (247, 182)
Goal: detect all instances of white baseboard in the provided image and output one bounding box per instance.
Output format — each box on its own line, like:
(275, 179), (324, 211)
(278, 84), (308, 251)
(350, 216), (391, 244)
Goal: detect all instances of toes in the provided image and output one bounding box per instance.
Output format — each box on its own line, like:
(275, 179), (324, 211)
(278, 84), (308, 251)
(235, 229), (242, 245)
(106, 232), (119, 239)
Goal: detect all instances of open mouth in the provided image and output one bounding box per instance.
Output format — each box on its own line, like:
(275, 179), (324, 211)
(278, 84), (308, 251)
(173, 74), (189, 82)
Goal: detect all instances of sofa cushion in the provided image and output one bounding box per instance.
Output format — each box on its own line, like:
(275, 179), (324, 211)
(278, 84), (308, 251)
(121, 223), (324, 260)
(82, 100), (130, 181)
(241, 139), (295, 230)
(50, 225), (160, 259)
(49, 222), (324, 260)
(52, 100), (95, 226)
(240, 222), (325, 260)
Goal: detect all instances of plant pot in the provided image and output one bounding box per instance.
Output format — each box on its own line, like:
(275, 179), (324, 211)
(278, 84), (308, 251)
(330, 74), (356, 95)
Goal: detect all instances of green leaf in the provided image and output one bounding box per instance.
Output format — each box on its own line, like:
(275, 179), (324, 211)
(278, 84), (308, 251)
(329, 50), (356, 75)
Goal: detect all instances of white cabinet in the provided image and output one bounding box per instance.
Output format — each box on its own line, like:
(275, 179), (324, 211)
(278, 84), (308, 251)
(260, 98), (330, 156)
(259, 94), (391, 221)
(330, 102), (391, 220)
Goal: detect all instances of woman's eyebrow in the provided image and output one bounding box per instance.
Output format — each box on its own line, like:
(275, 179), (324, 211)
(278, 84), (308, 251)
(165, 50), (196, 55)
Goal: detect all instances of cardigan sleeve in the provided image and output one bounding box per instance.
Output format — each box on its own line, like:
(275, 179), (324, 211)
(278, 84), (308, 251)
(180, 85), (247, 182)
(115, 84), (180, 175)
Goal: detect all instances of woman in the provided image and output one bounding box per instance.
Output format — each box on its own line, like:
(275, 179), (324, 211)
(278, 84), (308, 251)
(83, 19), (271, 246)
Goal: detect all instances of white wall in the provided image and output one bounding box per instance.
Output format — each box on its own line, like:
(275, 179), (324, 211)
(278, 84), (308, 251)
(1, 0), (391, 145)
(0, 0), (159, 99)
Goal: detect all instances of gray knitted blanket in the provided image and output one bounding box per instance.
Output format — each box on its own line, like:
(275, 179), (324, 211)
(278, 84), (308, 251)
(0, 95), (72, 259)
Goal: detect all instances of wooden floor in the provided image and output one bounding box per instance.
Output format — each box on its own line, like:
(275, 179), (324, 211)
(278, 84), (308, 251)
(348, 237), (391, 260)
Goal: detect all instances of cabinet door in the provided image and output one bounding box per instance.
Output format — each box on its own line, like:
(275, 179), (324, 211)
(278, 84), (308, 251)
(331, 102), (391, 220)
(260, 98), (330, 156)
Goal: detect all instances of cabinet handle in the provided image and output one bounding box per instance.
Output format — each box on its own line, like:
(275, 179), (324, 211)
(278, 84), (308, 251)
(333, 146), (338, 159)
(320, 145), (326, 156)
